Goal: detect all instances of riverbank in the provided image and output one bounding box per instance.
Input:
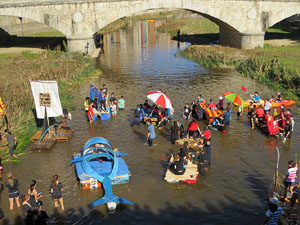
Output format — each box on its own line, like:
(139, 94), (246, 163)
(181, 45), (300, 105)
(0, 50), (100, 163)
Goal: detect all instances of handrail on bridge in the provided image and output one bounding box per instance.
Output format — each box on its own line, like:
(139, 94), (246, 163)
(0, 0), (300, 8)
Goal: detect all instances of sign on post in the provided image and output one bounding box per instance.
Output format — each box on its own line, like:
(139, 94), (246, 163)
(39, 93), (51, 107)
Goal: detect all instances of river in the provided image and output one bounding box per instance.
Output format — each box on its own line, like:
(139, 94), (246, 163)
(1, 19), (299, 225)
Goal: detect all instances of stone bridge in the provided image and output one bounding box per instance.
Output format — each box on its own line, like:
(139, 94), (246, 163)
(0, 0), (299, 54)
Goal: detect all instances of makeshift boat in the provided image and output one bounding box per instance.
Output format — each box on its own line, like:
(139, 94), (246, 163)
(164, 156), (198, 184)
(71, 137), (133, 210)
(242, 100), (295, 108)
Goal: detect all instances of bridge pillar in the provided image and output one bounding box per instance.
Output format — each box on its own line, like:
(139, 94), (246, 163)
(219, 27), (264, 49)
(67, 36), (96, 56)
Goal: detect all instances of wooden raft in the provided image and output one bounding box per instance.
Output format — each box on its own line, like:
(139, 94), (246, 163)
(175, 138), (202, 147)
(30, 129), (73, 142)
(143, 117), (157, 123)
(30, 138), (57, 150)
(164, 157), (198, 183)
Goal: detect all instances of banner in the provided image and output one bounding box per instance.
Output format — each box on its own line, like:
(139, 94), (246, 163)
(30, 81), (63, 119)
(0, 97), (5, 118)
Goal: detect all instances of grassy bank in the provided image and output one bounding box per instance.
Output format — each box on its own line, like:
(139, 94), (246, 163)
(0, 50), (100, 163)
(158, 17), (219, 37)
(181, 45), (300, 101)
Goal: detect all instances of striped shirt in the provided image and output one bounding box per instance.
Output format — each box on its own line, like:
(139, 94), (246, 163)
(266, 207), (284, 225)
(287, 167), (298, 182)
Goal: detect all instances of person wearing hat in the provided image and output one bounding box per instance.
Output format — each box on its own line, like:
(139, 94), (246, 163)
(217, 96), (224, 110)
(262, 197), (284, 225)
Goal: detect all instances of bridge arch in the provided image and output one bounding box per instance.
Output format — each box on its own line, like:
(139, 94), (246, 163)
(94, 2), (242, 34)
(0, 10), (67, 36)
(268, 8), (300, 29)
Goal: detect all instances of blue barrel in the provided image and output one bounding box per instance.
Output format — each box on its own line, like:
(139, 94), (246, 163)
(101, 113), (110, 121)
(93, 115), (98, 122)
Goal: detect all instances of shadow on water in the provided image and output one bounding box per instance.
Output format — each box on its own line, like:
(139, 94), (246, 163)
(0, 200), (265, 225)
(172, 33), (219, 45)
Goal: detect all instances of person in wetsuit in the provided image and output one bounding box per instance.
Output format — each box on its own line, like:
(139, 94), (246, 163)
(177, 120), (185, 139)
(170, 121), (179, 144)
(197, 148), (208, 176)
(169, 154), (186, 175)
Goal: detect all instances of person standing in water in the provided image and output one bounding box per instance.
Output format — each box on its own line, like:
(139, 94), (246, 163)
(118, 96), (126, 110)
(5, 172), (20, 210)
(146, 119), (156, 147)
(2, 129), (17, 158)
(84, 97), (90, 113)
(170, 121), (179, 144)
(49, 175), (64, 211)
(27, 180), (43, 208)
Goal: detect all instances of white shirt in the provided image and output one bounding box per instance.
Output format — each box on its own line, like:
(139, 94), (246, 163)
(264, 101), (272, 111)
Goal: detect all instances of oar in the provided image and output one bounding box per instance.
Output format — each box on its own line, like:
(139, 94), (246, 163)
(274, 147), (281, 191)
(157, 156), (169, 161)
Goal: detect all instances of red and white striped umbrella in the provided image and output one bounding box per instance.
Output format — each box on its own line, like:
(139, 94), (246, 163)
(147, 91), (173, 108)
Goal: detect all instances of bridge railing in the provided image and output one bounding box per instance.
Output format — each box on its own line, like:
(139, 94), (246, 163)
(0, 0), (300, 8)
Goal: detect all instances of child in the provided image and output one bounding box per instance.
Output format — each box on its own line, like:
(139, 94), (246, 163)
(182, 103), (191, 120)
(283, 161), (298, 199)
(84, 97), (90, 113)
(118, 96), (125, 110)
(109, 93), (116, 104)
(110, 100), (117, 117)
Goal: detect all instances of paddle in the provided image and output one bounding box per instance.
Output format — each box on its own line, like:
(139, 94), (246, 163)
(241, 86), (248, 94)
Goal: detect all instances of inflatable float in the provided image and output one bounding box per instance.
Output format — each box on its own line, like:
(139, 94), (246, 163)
(241, 100), (295, 108)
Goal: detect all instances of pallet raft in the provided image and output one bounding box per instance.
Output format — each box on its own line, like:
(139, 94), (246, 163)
(164, 156), (198, 184)
(30, 128), (73, 150)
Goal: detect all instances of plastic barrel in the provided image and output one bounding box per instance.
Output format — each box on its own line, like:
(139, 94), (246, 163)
(93, 115), (97, 122)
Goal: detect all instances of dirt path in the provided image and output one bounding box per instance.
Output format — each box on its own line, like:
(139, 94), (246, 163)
(265, 38), (300, 46)
(0, 47), (44, 54)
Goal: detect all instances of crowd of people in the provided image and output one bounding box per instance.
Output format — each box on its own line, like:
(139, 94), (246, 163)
(0, 166), (63, 224)
(85, 84), (126, 123)
(248, 101), (294, 142)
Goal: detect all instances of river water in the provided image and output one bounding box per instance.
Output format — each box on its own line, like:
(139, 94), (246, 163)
(1, 19), (300, 225)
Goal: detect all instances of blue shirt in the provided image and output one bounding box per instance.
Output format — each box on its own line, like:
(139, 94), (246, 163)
(224, 111), (231, 122)
(98, 92), (105, 101)
(148, 124), (156, 139)
(253, 95), (260, 102)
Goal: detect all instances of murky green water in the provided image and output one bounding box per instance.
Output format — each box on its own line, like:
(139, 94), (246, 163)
(1, 19), (299, 225)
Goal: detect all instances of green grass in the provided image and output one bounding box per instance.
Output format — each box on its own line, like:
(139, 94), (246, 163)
(30, 30), (65, 37)
(158, 18), (219, 36)
(253, 45), (300, 73)
(266, 28), (290, 34)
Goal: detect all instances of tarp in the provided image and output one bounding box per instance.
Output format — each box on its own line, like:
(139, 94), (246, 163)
(30, 81), (63, 119)
(205, 108), (224, 118)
